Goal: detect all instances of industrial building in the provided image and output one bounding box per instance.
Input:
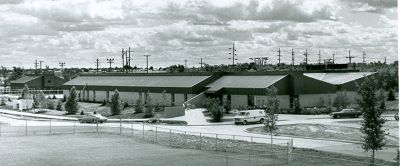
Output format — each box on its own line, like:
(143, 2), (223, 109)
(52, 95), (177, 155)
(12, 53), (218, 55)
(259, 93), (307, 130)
(10, 74), (67, 90)
(61, 71), (376, 109)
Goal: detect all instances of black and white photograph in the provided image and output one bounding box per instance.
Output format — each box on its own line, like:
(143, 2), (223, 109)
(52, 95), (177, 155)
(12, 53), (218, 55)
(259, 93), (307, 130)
(0, 0), (398, 165)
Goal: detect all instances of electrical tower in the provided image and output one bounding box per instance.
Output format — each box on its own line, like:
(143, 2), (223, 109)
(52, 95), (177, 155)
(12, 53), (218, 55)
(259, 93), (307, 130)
(318, 49), (321, 65)
(95, 59), (100, 74)
(121, 48), (126, 71)
(228, 43), (237, 65)
(127, 47), (134, 67)
(362, 51), (366, 64)
(277, 48), (281, 65)
(143, 55), (151, 73)
(106, 58), (114, 71)
(291, 49), (295, 66)
(199, 58), (203, 68)
(346, 50), (355, 64)
(303, 49), (308, 65)
(249, 57), (268, 70)
(59, 62), (65, 71)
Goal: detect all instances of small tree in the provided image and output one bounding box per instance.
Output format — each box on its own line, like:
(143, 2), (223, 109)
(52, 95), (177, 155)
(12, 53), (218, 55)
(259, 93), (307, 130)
(387, 89), (395, 101)
(357, 77), (386, 164)
(56, 100), (62, 111)
(264, 86), (279, 131)
(294, 98), (301, 114)
(144, 92), (154, 118)
(52, 94), (56, 99)
(65, 86), (79, 115)
(134, 98), (144, 113)
(21, 84), (29, 99)
(62, 95), (67, 102)
(110, 89), (121, 115)
(205, 97), (223, 122)
(377, 89), (386, 111)
(37, 91), (46, 110)
(223, 99), (231, 114)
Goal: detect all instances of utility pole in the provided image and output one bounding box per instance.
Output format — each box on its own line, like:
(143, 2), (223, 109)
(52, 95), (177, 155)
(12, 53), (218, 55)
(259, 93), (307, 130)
(277, 48), (281, 65)
(332, 53), (335, 64)
(362, 51), (366, 64)
(143, 54), (151, 73)
(346, 50), (355, 64)
(303, 49), (308, 65)
(121, 48), (126, 71)
(39, 61), (44, 74)
(95, 59), (100, 74)
(228, 43), (237, 65)
(199, 58), (203, 68)
(106, 58), (114, 72)
(318, 49), (321, 65)
(127, 47), (134, 72)
(291, 49), (295, 66)
(384, 57), (386, 64)
(59, 62), (65, 72)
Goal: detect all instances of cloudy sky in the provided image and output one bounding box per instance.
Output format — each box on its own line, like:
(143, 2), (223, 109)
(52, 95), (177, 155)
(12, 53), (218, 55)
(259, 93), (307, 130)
(0, 0), (397, 68)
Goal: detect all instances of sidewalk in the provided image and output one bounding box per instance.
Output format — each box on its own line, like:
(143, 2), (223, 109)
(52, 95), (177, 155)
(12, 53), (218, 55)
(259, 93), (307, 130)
(0, 109), (77, 121)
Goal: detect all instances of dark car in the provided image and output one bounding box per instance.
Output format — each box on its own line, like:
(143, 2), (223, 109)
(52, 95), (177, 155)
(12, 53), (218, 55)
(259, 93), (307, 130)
(330, 109), (362, 119)
(78, 114), (107, 123)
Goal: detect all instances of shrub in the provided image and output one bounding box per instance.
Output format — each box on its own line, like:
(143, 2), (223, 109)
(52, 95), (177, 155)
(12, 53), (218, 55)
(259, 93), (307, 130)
(56, 100), (62, 111)
(134, 98), (144, 113)
(101, 99), (107, 106)
(62, 95), (67, 102)
(32, 96), (39, 109)
(205, 97), (223, 122)
(110, 89), (121, 115)
(46, 101), (54, 110)
(154, 103), (164, 112)
(0, 98), (5, 106)
(387, 89), (395, 101)
(80, 110), (84, 115)
(52, 94), (56, 99)
(223, 99), (231, 114)
(123, 101), (129, 109)
(47, 96), (51, 100)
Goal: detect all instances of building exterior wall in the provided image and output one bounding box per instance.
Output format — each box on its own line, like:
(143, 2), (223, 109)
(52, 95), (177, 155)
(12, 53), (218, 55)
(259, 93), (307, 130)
(254, 95), (290, 109)
(230, 95), (248, 109)
(63, 90), (69, 97)
(95, 91), (107, 102)
(174, 94), (185, 106)
(299, 91), (359, 108)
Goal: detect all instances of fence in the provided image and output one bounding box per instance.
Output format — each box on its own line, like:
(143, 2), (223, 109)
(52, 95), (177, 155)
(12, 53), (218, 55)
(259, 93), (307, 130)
(0, 119), (397, 166)
(0, 118), (293, 166)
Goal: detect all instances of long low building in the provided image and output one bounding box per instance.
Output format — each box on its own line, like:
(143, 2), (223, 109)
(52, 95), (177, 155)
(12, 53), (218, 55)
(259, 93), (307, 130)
(61, 71), (376, 109)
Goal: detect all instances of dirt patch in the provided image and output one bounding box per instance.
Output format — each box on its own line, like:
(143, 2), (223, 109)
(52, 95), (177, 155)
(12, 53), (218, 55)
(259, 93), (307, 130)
(247, 123), (398, 145)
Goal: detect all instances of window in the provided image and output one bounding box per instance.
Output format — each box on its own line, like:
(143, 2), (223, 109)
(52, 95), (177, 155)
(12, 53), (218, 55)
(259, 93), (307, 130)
(247, 95), (254, 107)
(171, 93), (175, 106)
(184, 94), (188, 102)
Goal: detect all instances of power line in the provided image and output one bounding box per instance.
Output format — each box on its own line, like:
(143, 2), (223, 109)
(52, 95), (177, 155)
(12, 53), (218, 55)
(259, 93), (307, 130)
(228, 43), (237, 65)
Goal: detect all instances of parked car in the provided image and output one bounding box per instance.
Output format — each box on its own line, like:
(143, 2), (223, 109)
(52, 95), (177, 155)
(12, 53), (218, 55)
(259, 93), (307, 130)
(78, 114), (107, 123)
(330, 109), (362, 119)
(234, 109), (265, 125)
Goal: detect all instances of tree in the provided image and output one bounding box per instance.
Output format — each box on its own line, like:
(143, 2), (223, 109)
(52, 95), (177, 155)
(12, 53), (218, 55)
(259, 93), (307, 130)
(144, 91), (154, 118)
(110, 89), (121, 115)
(264, 86), (279, 131)
(21, 84), (29, 99)
(223, 99), (231, 114)
(134, 98), (144, 113)
(65, 86), (79, 115)
(387, 89), (395, 101)
(0, 98), (5, 106)
(357, 77), (386, 164)
(204, 97), (223, 122)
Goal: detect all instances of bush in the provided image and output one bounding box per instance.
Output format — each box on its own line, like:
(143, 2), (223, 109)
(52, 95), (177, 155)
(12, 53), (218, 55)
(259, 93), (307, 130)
(205, 98), (223, 122)
(154, 103), (164, 112)
(101, 99), (107, 106)
(387, 89), (396, 101)
(62, 95), (67, 102)
(52, 94), (56, 99)
(223, 99), (231, 114)
(134, 98), (144, 113)
(56, 100), (62, 111)
(32, 96), (39, 109)
(80, 110), (84, 115)
(46, 101), (54, 110)
(0, 98), (5, 106)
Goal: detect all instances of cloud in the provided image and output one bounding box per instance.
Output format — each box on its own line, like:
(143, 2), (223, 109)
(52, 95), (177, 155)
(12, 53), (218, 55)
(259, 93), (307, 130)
(344, 0), (397, 13)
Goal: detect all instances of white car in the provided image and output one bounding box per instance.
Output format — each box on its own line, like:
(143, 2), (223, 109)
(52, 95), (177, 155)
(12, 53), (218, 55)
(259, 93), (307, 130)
(234, 109), (266, 125)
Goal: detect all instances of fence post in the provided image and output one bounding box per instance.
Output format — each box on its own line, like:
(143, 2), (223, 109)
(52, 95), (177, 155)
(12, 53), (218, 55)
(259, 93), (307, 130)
(25, 119), (27, 136)
(142, 122), (145, 139)
(225, 146), (228, 166)
(73, 121), (76, 134)
(49, 119), (52, 135)
(119, 116), (122, 135)
(215, 134), (218, 150)
(169, 129), (172, 146)
(199, 133), (202, 150)
(155, 127), (158, 143)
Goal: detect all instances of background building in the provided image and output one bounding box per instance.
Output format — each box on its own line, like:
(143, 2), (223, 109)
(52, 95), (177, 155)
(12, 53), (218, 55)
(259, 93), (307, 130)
(10, 74), (67, 90)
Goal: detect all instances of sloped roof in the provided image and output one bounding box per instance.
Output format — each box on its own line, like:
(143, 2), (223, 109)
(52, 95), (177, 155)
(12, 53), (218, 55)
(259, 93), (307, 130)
(205, 75), (287, 93)
(303, 72), (376, 85)
(11, 76), (41, 84)
(63, 75), (211, 88)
